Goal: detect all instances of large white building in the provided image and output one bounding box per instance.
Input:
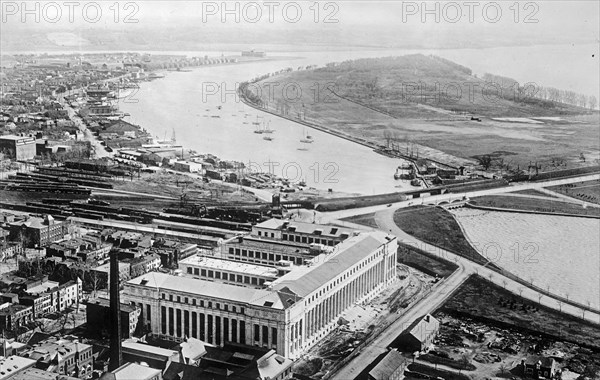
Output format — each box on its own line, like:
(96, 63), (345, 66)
(122, 219), (398, 358)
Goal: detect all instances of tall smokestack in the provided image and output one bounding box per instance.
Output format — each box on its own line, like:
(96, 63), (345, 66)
(108, 251), (122, 371)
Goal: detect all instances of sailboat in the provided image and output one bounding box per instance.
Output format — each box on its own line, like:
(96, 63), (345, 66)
(262, 120), (274, 133)
(252, 115), (262, 126)
(300, 129), (313, 143)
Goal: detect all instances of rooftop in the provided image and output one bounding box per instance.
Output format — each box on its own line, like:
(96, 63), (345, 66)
(180, 256), (279, 278)
(126, 272), (287, 310)
(369, 349), (406, 380)
(254, 219), (356, 238)
(272, 232), (393, 297)
(25, 281), (60, 295)
(111, 362), (162, 380)
(0, 356), (36, 380)
(122, 341), (178, 359)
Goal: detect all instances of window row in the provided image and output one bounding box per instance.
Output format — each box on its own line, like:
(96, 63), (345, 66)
(186, 267), (268, 286)
(160, 293), (244, 314)
(228, 248), (304, 265)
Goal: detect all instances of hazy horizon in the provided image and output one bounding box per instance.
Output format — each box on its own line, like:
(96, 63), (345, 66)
(2, 1), (599, 52)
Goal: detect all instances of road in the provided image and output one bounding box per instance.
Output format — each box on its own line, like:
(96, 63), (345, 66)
(331, 205), (600, 379)
(320, 173), (600, 223)
(62, 102), (111, 159)
(328, 173), (600, 379)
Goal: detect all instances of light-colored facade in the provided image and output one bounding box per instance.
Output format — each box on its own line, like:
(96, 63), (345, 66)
(122, 221), (397, 359)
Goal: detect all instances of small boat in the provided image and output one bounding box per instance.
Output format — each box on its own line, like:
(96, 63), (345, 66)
(297, 147), (309, 151)
(262, 120), (274, 133)
(211, 116), (220, 118)
(300, 128), (313, 143)
(263, 136), (274, 141)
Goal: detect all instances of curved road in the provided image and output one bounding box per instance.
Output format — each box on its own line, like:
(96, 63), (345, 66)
(329, 174), (600, 380)
(331, 206), (600, 380)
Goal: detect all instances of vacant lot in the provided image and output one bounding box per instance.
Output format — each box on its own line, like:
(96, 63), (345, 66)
(393, 206), (490, 266)
(548, 180), (600, 205)
(439, 275), (600, 350)
(470, 195), (600, 217)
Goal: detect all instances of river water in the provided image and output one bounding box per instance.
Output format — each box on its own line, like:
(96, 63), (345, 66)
(118, 43), (599, 195)
(451, 208), (600, 308)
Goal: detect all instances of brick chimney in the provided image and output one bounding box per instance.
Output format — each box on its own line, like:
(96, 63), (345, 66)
(108, 250), (122, 371)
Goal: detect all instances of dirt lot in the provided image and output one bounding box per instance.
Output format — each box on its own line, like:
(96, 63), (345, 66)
(439, 275), (600, 351)
(424, 312), (600, 380)
(548, 179), (600, 205)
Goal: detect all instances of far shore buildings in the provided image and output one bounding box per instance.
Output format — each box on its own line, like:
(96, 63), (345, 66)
(122, 219), (398, 359)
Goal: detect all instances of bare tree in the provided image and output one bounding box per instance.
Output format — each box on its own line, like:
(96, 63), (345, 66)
(478, 155), (493, 170)
(557, 300), (563, 312)
(517, 287), (524, 297)
(502, 279), (508, 289)
(537, 293), (543, 305)
(458, 355), (470, 375)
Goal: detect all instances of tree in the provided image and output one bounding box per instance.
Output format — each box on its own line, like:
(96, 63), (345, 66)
(478, 155), (493, 170)
(499, 363), (508, 375)
(458, 355), (470, 375)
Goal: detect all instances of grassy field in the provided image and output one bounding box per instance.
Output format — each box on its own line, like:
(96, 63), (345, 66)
(393, 206), (490, 266)
(470, 195), (600, 217)
(548, 180), (600, 205)
(511, 189), (558, 197)
(250, 55), (599, 170)
(397, 242), (458, 278)
(439, 275), (600, 350)
(340, 212), (380, 228)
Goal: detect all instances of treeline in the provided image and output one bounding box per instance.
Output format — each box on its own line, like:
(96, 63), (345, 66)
(482, 73), (598, 110)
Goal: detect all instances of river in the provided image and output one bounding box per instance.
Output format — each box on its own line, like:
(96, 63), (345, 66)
(118, 43), (598, 195)
(450, 208), (600, 308)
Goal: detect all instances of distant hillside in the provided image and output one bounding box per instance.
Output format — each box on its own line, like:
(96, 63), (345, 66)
(285, 55), (590, 118)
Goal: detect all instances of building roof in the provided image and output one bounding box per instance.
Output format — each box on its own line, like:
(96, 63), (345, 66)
(272, 232), (392, 297)
(0, 356), (37, 380)
(25, 281), (60, 295)
(525, 356), (555, 367)
(87, 298), (138, 313)
(255, 219), (355, 238)
(122, 341), (178, 359)
(369, 349), (406, 380)
(0, 134), (35, 142)
(126, 272), (287, 310)
(110, 362), (162, 380)
(403, 314), (440, 344)
(179, 338), (209, 363)
(93, 262), (131, 274)
(180, 256), (279, 278)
